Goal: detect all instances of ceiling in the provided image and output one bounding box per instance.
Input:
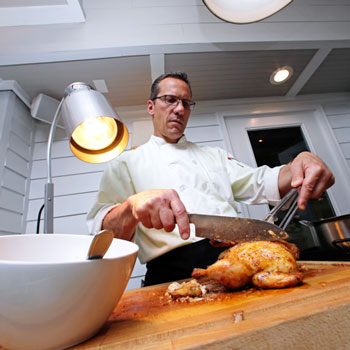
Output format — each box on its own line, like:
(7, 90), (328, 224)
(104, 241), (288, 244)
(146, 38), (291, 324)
(0, 47), (349, 109)
(0, 0), (349, 111)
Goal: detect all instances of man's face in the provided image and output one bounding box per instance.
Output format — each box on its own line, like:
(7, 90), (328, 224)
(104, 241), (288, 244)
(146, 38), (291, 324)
(147, 77), (192, 143)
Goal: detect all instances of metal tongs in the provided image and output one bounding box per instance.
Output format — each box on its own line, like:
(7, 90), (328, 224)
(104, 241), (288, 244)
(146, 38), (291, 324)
(264, 187), (300, 231)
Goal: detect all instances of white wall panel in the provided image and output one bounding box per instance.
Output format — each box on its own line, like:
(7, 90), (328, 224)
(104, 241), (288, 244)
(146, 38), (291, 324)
(30, 156), (107, 180)
(26, 213), (89, 235)
(323, 100), (350, 167)
(0, 208), (22, 233)
(0, 188), (24, 214)
(327, 114), (350, 129)
(9, 132), (31, 161)
(0, 91), (34, 235)
(2, 163), (26, 195)
(27, 192), (97, 221)
(323, 103), (350, 116)
(186, 125), (222, 143)
(333, 128), (350, 143)
(187, 113), (219, 127)
(5, 149), (28, 176)
(34, 123), (67, 142)
(29, 172), (104, 199)
(340, 143), (350, 158)
(32, 140), (71, 160)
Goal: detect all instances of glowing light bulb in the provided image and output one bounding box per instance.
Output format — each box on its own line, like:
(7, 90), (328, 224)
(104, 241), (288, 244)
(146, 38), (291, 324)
(270, 66), (293, 85)
(72, 117), (118, 150)
(274, 69), (290, 83)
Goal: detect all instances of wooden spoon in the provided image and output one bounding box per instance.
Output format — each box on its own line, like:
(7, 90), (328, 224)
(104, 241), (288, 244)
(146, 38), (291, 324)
(87, 230), (114, 260)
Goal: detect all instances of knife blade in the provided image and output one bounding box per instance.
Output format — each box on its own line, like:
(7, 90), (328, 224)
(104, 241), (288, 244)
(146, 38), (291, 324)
(188, 213), (288, 242)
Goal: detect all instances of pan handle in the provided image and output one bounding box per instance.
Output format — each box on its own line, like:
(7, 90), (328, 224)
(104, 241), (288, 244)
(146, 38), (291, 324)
(332, 238), (350, 251)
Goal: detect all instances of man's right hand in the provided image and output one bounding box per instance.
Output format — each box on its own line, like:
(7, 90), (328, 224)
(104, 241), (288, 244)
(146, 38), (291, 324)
(102, 189), (190, 240)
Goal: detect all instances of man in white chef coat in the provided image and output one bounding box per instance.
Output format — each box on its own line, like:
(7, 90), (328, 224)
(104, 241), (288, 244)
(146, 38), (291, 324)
(87, 72), (334, 286)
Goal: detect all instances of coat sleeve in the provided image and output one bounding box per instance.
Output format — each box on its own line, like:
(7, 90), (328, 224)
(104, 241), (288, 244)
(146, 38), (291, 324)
(86, 158), (136, 234)
(220, 148), (283, 205)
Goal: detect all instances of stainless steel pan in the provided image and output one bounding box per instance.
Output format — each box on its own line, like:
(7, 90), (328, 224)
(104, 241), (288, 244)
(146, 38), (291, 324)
(300, 214), (350, 251)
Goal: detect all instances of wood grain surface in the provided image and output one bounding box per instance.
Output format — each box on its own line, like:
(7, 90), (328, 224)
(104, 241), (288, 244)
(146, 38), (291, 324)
(70, 261), (350, 350)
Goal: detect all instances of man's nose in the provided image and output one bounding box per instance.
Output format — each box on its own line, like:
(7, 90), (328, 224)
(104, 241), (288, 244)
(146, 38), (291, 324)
(173, 99), (185, 113)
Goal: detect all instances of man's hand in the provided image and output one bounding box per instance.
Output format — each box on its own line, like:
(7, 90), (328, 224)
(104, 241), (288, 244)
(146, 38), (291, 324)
(279, 152), (335, 210)
(102, 189), (190, 240)
(127, 189), (190, 239)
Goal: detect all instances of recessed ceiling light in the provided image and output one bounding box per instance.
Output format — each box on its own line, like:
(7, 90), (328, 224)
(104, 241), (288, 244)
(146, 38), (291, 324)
(270, 66), (293, 85)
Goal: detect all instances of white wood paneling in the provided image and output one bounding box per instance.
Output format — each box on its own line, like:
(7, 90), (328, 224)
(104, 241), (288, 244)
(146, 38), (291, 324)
(9, 132), (31, 161)
(32, 140), (71, 160)
(31, 156), (107, 180)
(26, 213), (89, 235)
(186, 125), (222, 143)
(29, 172), (104, 199)
(0, 188), (24, 214)
(27, 192), (97, 221)
(0, 91), (34, 235)
(0, 208), (22, 233)
(5, 149), (28, 176)
(3, 167), (26, 195)
(340, 143), (350, 158)
(333, 128), (350, 143)
(323, 100), (350, 167)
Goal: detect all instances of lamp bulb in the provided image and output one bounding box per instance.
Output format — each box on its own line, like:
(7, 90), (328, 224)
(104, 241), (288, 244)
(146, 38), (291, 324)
(72, 117), (118, 151)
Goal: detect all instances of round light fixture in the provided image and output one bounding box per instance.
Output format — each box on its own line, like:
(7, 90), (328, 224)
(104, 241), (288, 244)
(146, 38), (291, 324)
(202, 0), (293, 24)
(270, 66), (293, 85)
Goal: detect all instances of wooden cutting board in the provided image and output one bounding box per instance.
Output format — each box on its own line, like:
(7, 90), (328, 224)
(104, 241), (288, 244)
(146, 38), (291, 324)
(71, 261), (350, 350)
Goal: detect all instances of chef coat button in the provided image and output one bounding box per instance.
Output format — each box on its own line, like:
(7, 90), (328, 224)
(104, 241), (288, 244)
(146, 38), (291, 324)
(192, 159), (197, 165)
(179, 185), (186, 191)
(202, 182), (208, 191)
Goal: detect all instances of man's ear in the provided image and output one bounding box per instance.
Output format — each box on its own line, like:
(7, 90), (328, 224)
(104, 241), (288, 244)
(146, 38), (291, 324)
(147, 100), (155, 116)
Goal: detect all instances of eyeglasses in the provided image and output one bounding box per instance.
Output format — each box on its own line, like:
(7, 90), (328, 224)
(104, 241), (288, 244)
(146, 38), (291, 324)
(152, 94), (196, 110)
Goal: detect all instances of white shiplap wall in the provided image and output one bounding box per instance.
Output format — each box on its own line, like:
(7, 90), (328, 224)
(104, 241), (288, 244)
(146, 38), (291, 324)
(323, 101), (350, 169)
(0, 91), (34, 236)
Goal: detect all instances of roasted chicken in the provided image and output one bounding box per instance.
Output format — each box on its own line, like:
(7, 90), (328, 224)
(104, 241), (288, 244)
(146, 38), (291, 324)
(192, 240), (303, 289)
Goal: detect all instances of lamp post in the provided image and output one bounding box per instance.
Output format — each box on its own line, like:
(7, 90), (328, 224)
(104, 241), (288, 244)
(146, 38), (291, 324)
(44, 82), (129, 233)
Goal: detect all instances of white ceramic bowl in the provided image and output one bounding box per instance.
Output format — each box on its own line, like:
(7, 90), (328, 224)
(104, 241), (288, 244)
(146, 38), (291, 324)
(0, 234), (138, 350)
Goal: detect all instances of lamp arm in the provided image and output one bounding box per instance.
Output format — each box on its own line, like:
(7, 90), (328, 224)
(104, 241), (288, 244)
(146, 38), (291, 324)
(44, 98), (65, 233)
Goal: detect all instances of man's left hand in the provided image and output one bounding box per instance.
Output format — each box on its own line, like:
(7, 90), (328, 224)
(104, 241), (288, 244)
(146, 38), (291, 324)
(279, 152), (335, 210)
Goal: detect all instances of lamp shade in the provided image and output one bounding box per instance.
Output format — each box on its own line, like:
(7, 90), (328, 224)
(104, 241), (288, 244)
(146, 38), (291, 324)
(203, 0), (293, 24)
(61, 83), (129, 163)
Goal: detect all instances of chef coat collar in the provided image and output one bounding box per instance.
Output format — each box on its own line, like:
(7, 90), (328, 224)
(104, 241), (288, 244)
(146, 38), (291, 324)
(150, 134), (188, 145)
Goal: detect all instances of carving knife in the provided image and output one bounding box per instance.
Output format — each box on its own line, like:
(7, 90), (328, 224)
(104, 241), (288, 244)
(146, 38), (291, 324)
(188, 213), (288, 242)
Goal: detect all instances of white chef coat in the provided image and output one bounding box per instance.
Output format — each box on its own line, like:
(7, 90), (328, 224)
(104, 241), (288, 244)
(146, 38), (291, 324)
(87, 135), (282, 263)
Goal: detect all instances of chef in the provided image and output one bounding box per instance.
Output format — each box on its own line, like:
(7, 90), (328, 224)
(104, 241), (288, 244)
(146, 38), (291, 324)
(87, 72), (334, 286)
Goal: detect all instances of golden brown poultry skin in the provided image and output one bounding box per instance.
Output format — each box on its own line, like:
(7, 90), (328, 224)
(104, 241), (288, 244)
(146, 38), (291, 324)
(192, 240), (303, 289)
